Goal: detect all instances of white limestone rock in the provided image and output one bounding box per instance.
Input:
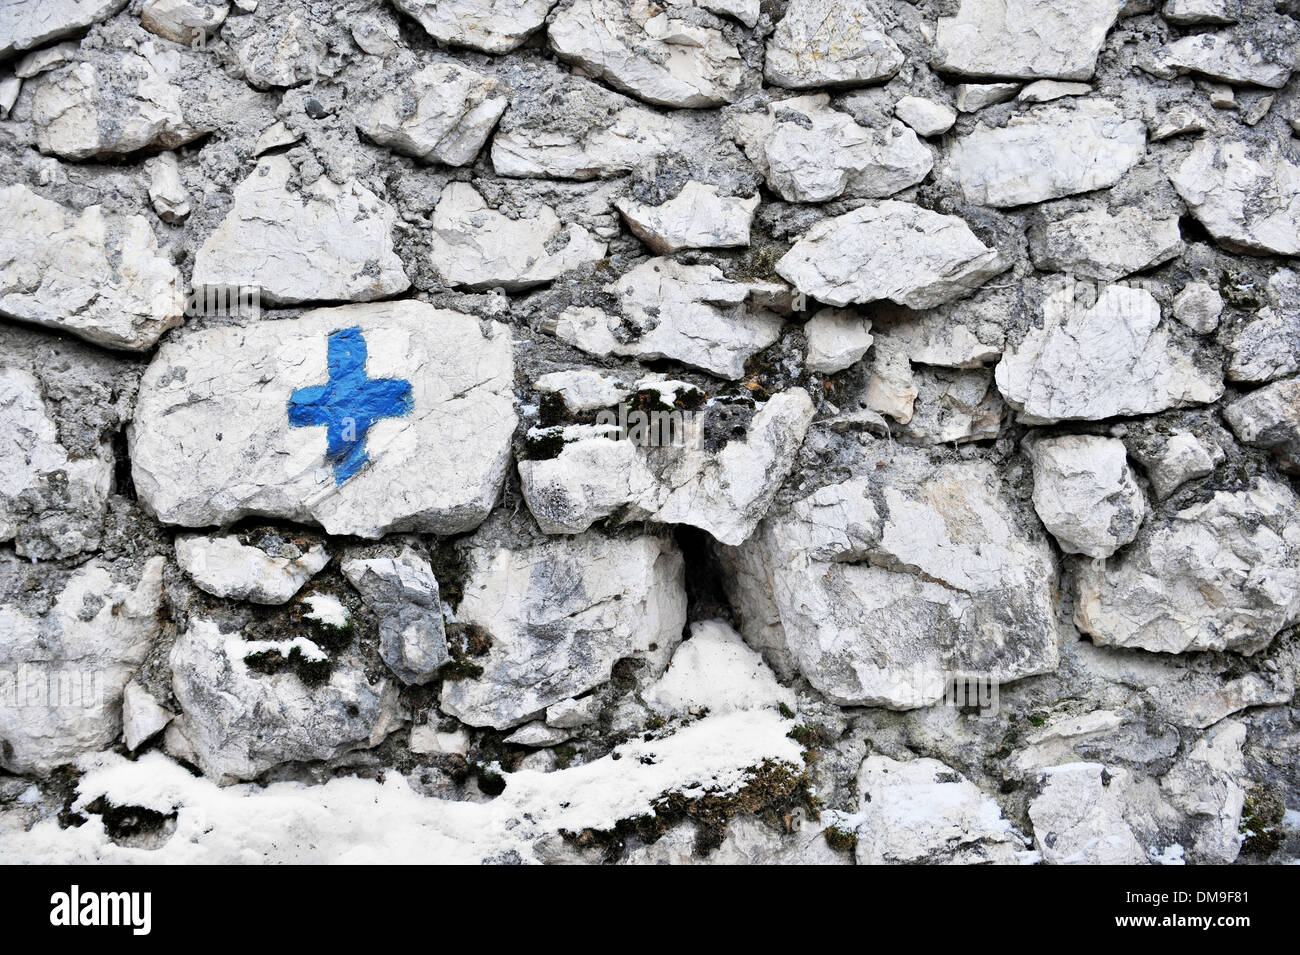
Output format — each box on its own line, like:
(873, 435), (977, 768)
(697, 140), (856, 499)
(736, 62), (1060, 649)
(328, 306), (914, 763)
(548, 0), (746, 109)
(1160, 719), (1247, 864)
(146, 151), (190, 223)
(0, 76), (20, 118)
(546, 696), (601, 729)
(615, 182), (759, 254)
(227, 7), (323, 89)
(1170, 140), (1300, 256)
(140, 0), (229, 45)
(429, 182), (606, 292)
(520, 390), (815, 545)
(0, 557), (166, 774)
(1172, 281), (1223, 333)
(995, 283), (1223, 423)
(893, 95), (956, 137)
(355, 61), (507, 167)
(853, 755), (1019, 865)
(699, 0), (759, 27)
(947, 100), (1146, 208)
(1028, 763), (1148, 864)
(0, 0), (126, 59)
(645, 620), (794, 718)
(1028, 435), (1145, 558)
(191, 155), (409, 306)
(934, 0), (1120, 81)
(1129, 429), (1219, 499)
(955, 82), (1019, 112)
(1163, 0), (1238, 24)
(0, 183), (183, 351)
(504, 721), (572, 747)
(765, 0), (904, 89)
(1074, 478), (1300, 654)
(392, 0), (556, 53)
(122, 681), (173, 752)
(0, 367), (113, 560)
(438, 531), (686, 729)
(891, 366), (1005, 444)
(546, 258), (785, 379)
(719, 449), (1061, 708)
(1226, 272), (1300, 383)
(343, 548), (449, 686)
(804, 308), (874, 375)
(1223, 378), (1300, 474)
(1028, 207), (1182, 281)
(1018, 80), (1092, 103)
(1162, 32), (1292, 89)
(726, 94), (933, 203)
(776, 201), (1008, 309)
(491, 74), (685, 180)
(167, 618), (401, 784)
(30, 43), (209, 159)
(534, 370), (630, 413)
(175, 532), (329, 605)
(14, 41), (79, 78)
(130, 301), (517, 538)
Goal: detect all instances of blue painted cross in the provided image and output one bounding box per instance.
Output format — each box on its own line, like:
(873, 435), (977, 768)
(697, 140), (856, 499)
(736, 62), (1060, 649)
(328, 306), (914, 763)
(288, 327), (413, 485)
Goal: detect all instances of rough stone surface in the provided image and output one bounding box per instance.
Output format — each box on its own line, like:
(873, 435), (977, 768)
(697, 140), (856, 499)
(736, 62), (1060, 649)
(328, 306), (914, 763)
(947, 100), (1146, 208)
(1028, 207), (1182, 281)
(995, 283), (1223, 423)
(438, 531), (686, 729)
(726, 94), (933, 203)
(343, 548), (449, 685)
(1224, 378), (1300, 474)
(1170, 140), (1300, 255)
(615, 181), (758, 253)
(776, 202), (1008, 309)
(0, 184), (183, 351)
(935, 0), (1120, 81)
(176, 532), (329, 604)
(1075, 478), (1300, 654)
(765, 0), (904, 89)
(191, 155), (409, 306)
(1027, 435), (1146, 558)
(392, 0), (556, 53)
(131, 302), (516, 537)
(0, 0), (127, 59)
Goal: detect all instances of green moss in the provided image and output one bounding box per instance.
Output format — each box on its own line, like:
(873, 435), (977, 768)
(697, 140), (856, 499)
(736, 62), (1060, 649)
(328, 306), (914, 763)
(1240, 786), (1286, 857)
(823, 825), (858, 854)
(553, 744), (578, 770)
(778, 702), (795, 720)
(439, 622), (493, 681)
(523, 429), (566, 461)
(1027, 711), (1048, 727)
(243, 644), (332, 687)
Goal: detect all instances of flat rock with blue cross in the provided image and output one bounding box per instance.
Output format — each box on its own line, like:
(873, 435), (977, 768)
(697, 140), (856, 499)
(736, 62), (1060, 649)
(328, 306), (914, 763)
(130, 301), (517, 538)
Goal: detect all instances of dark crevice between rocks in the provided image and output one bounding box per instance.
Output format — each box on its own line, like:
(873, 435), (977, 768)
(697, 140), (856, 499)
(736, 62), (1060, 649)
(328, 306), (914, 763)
(672, 525), (738, 630)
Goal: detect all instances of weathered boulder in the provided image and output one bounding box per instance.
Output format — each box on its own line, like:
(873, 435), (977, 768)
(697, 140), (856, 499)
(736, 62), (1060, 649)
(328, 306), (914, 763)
(355, 61), (507, 166)
(140, 0), (228, 44)
(343, 548), (449, 686)
(392, 0), (556, 53)
(0, 366), (112, 560)
(548, 0), (746, 108)
(1161, 32), (1292, 89)
(720, 448), (1061, 708)
(947, 100), (1146, 208)
(1028, 763), (1147, 864)
(438, 531), (686, 729)
(0, 557), (166, 774)
(726, 94), (933, 203)
(429, 183), (606, 291)
(130, 301), (516, 538)
(615, 181), (758, 253)
(168, 617), (401, 783)
(1172, 281), (1223, 333)
(0, 184), (183, 351)
(1028, 207), (1182, 281)
(545, 258), (784, 379)
(1225, 272), (1300, 383)
(1170, 140), (1300, 256)
(776, 201), (1008, 308)
(1074, 478), (1300, 654)
(803, 309), (874, 375)
(0, 0), (126, 59)
(995, 283), (1223, 423)
(1223, 378), (1300, 474)
(191, 155), (409, 306)
(1027, 435), (1145, 558)
(893, 95), (956, 137)
(522, 389), (814, 543)
(934, 0), (1120, 81)
(225, 7), (324, 89)
(765, 0), (903, 89)
(853, 755), (1020, 864)
(30, 43), (209, 159)
(176, 531), (329, 605)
